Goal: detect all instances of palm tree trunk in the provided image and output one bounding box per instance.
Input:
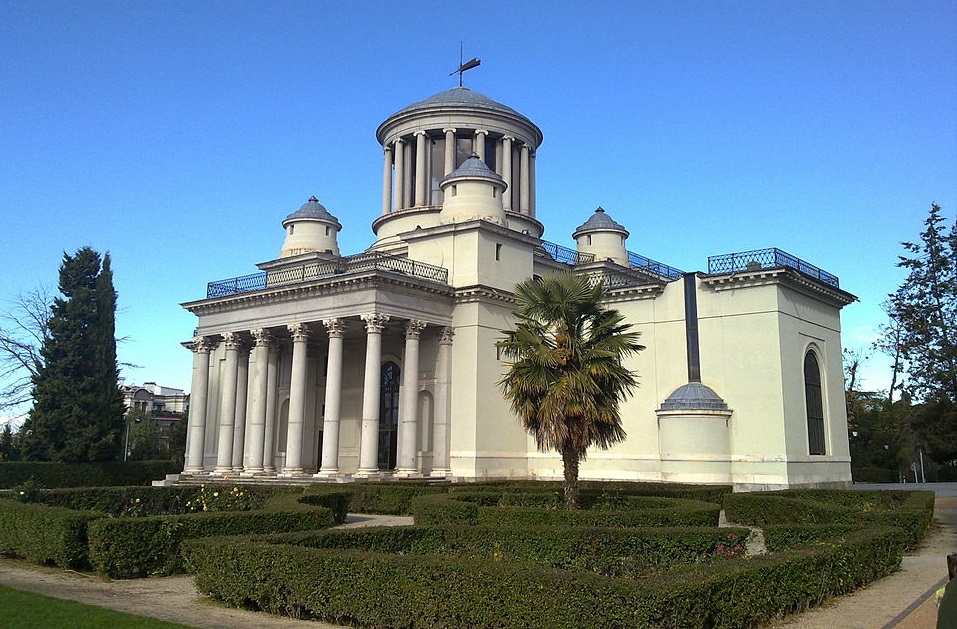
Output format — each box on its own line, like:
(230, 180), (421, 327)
(561, 445), (580, 509)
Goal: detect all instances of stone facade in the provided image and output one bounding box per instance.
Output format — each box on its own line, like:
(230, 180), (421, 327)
(181, 87), (855, 489)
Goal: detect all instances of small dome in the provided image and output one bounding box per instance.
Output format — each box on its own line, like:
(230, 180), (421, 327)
(441, 154), (505, 186)
(573, 207), (629, 238)
(660, 382), (729, 411)
(283, 196), (341, 229)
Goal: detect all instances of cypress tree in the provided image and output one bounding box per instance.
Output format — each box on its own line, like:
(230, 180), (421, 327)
(21, 248), (125, 462)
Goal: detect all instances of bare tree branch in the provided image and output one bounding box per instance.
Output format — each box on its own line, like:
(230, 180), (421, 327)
(0, 286), (52, 413)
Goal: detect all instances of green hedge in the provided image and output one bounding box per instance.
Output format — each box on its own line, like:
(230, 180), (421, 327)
(723, 489), (934, 549)
(270, 524), (750, 577)
(411, 492), (721, 527)
(0, 498), (102, 569)
(0, 461), (180, 489)
(87, 493), (336, 577)
(184, 523), (904, 628)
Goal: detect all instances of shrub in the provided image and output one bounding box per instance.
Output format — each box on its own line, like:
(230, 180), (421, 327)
(0, 461), (180, 489)
(87, 490), (334, 577)
(183, 522), (904, 628)
(0, 498), (102, 569)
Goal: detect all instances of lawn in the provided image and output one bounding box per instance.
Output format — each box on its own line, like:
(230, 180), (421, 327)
(0, 584), (192, 628)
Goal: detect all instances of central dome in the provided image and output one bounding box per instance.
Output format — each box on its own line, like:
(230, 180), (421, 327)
(388, 86), (526, 119)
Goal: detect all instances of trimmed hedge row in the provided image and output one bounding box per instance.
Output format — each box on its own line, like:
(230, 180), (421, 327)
(0, 486), (351, 577)
(302, 481), (733, 516)
(0, 461), (179, 489)
(723, 489), (934, 549)
(184, 522), (904, 628)
(0, 498), (102, 569)
(88, 491), (340, 577)
(270, 524), (751, 577)
(411, 492), (721, 527)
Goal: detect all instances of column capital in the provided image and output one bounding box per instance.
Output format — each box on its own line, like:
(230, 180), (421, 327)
(414, 130), (428, 137)
(322, 318), (348, 338)
(394, 136), (405, 147)
(502, 135), (515, 143)
(405, 319), (427, 340)
(251, 328), (274, 347)
(443, 127), (457, 134)
(475, 129), (489, 137)
(190, 336), (216, 353)
(361, 313), (390, 334)
(438, 326), (455, 345)
(222, 331), (244, 349)
(287, 322), (310, 342)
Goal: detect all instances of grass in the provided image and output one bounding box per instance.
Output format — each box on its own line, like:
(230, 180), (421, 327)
(0, 584), (193, 628)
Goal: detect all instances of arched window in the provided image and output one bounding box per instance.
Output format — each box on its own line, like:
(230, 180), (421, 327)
(804, 351), (826, 455)
(378, 361), (401, 470)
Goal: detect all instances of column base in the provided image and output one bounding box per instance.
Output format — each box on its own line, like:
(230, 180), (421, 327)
(313, 468), (340, 478)
(354, 469), (386, 479)
(279, 468), (308, 478)
(242, 467), (264, 476)
(183, 467), (206, 474)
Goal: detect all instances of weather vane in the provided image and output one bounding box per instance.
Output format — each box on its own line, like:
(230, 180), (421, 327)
(449, 43), (480, 87)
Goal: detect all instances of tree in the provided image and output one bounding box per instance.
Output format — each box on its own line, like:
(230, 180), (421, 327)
(0, 422), (20, 461)
(873, 301), (906, 404)
(0, 286), (53, 415)
(497, 272), (644, 509)
(125, 409), (161, 461)
(890, 203), (957, 402)
(20, 248), (126, 462)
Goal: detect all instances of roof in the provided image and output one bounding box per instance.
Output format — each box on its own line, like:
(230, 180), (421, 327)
(573, 207), (629, 238)
(283, 196), (341, 228)
(659, 382), (730, 411)
(390, 86), (525, 119)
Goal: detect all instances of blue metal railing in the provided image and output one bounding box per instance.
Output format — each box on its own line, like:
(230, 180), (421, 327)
(206, 251), (450, 298)
(534, 240), (596, 265)
(627, 251), (684, 281)
(707, 248), (839, 287)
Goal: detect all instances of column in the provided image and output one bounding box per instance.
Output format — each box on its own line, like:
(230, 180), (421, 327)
(414, 131), (427, 206)
(474, 129), (488, 162)
(244, 329), (272, 474)
(283, 322), (309, 475)
(214, 332), (241, 474)
(520, 143), (530, 214)
(501, 136), (513, 212)
(317, 318), (347, 475)
(381, 145), (393, 215)
(393, 138), (405, 211)
(231, 342), (250, 472)
(396, 320), (426, 475)
(402, 139), (413, 208)
(431, 327), (454, 477)
(443, 128), (456, 175)
(357, 313), (389, 475)
(262, 344), (280, 473)
(529, 150), (536, 218)
(185, 336), (214, 473)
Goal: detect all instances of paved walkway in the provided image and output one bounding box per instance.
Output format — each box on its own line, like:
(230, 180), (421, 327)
(1, 486), (954, 628)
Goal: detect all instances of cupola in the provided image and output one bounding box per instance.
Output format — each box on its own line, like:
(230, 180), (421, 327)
(279, 196), (342, 258)
(438, 154), (508, 226)
(573, 207), (629, 266)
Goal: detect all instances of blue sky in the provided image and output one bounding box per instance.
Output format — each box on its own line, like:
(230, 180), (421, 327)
(2, 1), (955, 413)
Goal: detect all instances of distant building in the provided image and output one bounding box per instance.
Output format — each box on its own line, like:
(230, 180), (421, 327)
(180, 86), (855, 490)
(121, 381), (188, 417)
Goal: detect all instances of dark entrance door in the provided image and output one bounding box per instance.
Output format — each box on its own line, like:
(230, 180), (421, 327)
(378, 361), (400, 470)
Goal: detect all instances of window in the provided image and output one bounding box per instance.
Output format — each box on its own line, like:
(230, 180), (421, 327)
(288, 225), (295, 235)
(325, 226), (330, 236)
(804, 351), (826, 455)
(495, 243), (502, 261)
(378, 362), (401, 470)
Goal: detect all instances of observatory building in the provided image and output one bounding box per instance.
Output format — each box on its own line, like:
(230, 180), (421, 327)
(181, 86), (855, 490)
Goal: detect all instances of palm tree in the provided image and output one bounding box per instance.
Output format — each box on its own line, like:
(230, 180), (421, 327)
(498, 272), (644, 508)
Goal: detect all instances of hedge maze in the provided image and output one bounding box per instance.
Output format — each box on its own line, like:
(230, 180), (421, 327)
(0, 479), (936, 628)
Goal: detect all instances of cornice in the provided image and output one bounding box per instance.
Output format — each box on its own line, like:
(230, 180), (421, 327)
(700, 268), (857, 308)
(182, 271), (454, 316)
(453, 285), (517, 305)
